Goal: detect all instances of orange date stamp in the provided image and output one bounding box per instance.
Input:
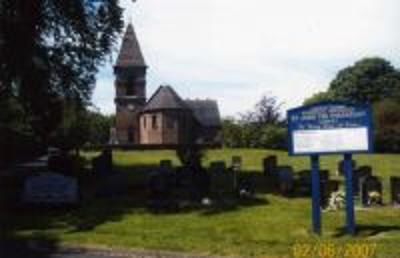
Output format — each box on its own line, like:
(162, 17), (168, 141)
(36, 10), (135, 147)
(292, 241), (378, 258)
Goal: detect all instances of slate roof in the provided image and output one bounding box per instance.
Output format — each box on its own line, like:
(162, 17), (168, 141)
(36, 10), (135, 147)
(185, 99), (221, 127)
(142, 85), (189, 111)
(115, 23), (146, 68)
(142, 85), (221, 127)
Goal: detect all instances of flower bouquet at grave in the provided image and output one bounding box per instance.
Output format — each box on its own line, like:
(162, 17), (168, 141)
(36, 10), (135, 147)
(327, 191), (345, 211)
(368, 191), (383, 206)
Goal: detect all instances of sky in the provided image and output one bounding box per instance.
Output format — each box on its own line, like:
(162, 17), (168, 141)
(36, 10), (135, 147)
(92, 0), (400, 117)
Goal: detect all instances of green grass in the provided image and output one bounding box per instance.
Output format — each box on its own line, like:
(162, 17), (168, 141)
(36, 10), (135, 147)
(3, 149), (400, 257)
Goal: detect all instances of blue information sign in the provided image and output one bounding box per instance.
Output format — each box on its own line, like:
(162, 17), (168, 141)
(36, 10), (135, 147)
(287, 102), (373, 156)
(287, 102), (373, 236)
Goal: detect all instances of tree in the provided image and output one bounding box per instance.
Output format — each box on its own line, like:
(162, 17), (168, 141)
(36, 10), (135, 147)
(248, 95), (282, 125)
(86, 111), (115, 145)
(0, 0), (123, 143)
(303, 91), (334, 105)
(221, 95), (286, 149)
(373, 99), (400, 153)
(221, 117), (242, 148)
(329, 57), (400, 104)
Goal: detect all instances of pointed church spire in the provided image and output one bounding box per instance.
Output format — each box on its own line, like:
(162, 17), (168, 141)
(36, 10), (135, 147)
(115, 23), (146, 68)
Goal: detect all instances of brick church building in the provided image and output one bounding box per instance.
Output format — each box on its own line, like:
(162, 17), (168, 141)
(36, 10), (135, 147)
(110, 23), (221, 146)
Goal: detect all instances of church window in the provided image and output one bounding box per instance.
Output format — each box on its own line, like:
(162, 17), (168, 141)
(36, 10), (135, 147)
(152, 115), (158, 129)
(143, 116), (147, 129)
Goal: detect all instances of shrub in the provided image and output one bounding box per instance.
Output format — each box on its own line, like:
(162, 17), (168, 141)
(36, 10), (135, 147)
(259, 125), (287, 150)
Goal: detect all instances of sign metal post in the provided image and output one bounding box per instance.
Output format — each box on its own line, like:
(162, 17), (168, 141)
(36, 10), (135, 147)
(344, 153), (355, 235)
(311, 154), (321, 234)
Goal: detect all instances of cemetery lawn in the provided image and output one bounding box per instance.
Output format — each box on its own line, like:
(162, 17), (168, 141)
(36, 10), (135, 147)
(3, 149), (400, 258)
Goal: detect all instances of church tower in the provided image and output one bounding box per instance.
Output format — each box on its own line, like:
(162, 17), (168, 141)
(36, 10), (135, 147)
(114, 23), (147, 144)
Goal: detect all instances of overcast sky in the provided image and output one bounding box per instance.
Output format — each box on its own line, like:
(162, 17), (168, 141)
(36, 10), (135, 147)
(93, 0), (400, 117)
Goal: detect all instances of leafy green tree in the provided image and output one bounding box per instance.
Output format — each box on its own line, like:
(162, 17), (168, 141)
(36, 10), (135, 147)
(303, 91), (335, 105)
(221, 95), (286, 149)
(259, 125), (287, 150)
(86, 111), (115, 145)
(0, 0), (123, 143)
(0, 96), (42, 167)
(50, 103), (90, 154)
(329, 57), (400, 103)
(221, 118), (242, 148)
(241, 95), (282, 125)
(373, 99), (400, 152)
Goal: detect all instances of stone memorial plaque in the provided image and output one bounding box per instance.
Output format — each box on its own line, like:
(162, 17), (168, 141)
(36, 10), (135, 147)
(22, 172), (79, 204)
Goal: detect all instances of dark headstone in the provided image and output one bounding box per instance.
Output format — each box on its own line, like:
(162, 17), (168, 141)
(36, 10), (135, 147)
(361, 176), (383, 206)
(263, 155), (277, 177)
(390, 176), (400, 205)
(320, 180), (340, 208)
(148, 168), (176, 210)
(297, 170), (333, 199)
(320, 170), (330, 182)
(231, 156), (242, 172)
(337, 159), (356, 176)
(210, 161), (235, 196)
(160, 160), (173, 172)
(297, 170), (311, 195)
(210, 161), (226, 173)
(192, 166), (210, 201)
(92, 149), (113, 176)
(277, 166), (294, 194)
(355, 166), (373, 196)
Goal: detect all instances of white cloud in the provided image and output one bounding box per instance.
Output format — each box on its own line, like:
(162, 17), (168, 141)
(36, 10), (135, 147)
(93, 0), (400, 116)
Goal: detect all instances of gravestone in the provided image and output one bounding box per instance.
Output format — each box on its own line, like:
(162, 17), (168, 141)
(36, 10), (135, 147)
(390, 176), (400, 206)
(337, 159), (356, 176)
(297, 170), (333, 199)
(210, 161), (234, 197)
(231, 156), (242, 172)
(277, 166), (294, 195)
(192, 166), (211, 201)
(210, 161), (226, 172)
(321, 180), (340, 208)
(263, 155), (277, 177)
(22, 172), (79, 205)
(149, 166), (176, 210)
(160, 160), (173, 172)
(92, 149), (113, 176)
(355, 166), (372, 196)
(320, 170), (330, 182)
(231, 156), (242, 192)
(297, 170), (311, 195)
(360, 176), (383, 207)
